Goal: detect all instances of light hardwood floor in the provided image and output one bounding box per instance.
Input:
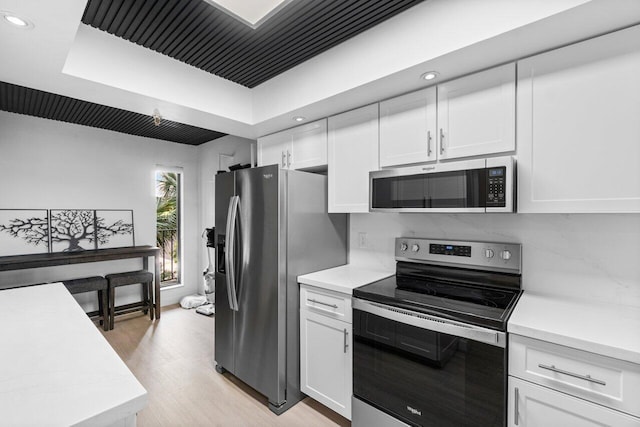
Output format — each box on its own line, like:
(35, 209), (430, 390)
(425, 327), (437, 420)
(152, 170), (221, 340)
(101, 305), (351, 427)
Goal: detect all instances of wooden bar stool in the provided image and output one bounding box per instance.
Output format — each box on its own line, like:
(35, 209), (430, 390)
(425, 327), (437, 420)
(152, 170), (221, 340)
(106, 270), (154, 330)
(62, 276), (109, 331)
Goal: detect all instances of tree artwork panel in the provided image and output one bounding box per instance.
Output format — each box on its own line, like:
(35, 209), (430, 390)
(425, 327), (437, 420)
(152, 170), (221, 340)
(95, 210), (134, 249)
(50, 210), (97, 252)
(49, 209), (135, 252)
(0, 210), (49, 256)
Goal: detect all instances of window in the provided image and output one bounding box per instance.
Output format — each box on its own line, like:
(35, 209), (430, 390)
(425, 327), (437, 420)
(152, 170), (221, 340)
(155, 169), (182, 287)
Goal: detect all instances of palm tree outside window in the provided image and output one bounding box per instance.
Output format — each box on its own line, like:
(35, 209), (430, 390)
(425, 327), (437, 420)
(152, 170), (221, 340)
(156, 170), (181, 287)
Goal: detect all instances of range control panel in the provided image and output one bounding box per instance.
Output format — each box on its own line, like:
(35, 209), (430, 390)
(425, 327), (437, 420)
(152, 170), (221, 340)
(396, 237), (521, 274)
(429, 243), (472, 257)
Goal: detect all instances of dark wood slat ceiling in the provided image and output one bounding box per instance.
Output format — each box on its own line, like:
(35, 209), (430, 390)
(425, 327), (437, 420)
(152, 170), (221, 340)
(0, 82), (226, 145)
(82, 0), (424, 88)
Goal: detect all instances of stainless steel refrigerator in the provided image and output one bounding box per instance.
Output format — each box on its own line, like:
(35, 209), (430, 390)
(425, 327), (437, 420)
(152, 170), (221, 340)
(214, 164), (347, 415)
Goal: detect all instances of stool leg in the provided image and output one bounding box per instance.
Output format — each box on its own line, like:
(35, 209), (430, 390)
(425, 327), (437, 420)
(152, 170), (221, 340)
(98, 290), (104, 327)
(142, 281), (149, 315)
(99, 289), (109, 332)
(145, 281), (153, 320)
(109, 285), (115, 330)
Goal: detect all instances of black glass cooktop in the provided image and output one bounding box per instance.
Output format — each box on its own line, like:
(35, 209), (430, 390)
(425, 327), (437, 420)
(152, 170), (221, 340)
(353, 263), (522, 331)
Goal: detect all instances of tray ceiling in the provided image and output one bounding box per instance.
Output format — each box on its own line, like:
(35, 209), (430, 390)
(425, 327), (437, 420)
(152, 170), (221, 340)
(0, 81), (226, 145)
(81, 0), (424, 88)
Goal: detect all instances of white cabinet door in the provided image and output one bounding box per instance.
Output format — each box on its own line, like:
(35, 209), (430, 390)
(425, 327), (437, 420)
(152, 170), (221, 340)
(517, 26), (640, 213)
(257, 130), (290, 168)
(290, 119), (327, 170)
(437, 63), (515, 160)
(508, 377), (640, 427)
(328, 104), (379, 213)
(379, 87), (437, 167)
(300, 309), (352, 420)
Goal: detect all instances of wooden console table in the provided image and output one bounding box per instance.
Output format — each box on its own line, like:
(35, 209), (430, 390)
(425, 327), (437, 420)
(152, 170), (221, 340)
(0, 245), (163, 319)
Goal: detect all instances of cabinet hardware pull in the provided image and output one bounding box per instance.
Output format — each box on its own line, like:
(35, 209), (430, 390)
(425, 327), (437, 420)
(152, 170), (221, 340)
(427, 130), (432, 156)
(307, 298), (338, 309)
(422, 166), (436, 171)
(514, 387), (519, 426)
(439, 128), (445, 155)
(538, 364), (607, 386)
(281, 151), (286, 168)
(287, 150), (291, 167)
(343, 328), (349, 353)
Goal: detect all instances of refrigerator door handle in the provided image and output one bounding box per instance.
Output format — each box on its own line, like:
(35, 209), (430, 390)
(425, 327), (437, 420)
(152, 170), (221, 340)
(228, 196), (240, 311)
(224, 195), (240, 311)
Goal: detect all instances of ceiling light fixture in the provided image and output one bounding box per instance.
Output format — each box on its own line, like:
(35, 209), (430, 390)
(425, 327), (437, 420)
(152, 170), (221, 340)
(293, 116), (305, 122)
(421, 71), (439, 81)
(152, 109), (162, 127)
(1, 11), (34, 29)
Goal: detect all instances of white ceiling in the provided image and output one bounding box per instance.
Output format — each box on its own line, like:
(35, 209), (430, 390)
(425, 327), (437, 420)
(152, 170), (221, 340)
(1, 0), (639, 141)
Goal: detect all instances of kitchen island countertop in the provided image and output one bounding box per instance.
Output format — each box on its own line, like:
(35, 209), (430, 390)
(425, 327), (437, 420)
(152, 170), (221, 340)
(298, 264), (394, 295)
(0, 283), (147, 426)
(509, 292), (640, 364)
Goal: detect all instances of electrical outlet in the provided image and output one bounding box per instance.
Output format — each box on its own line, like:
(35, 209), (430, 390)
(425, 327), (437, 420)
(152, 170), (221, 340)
(358, 232), (367, 248)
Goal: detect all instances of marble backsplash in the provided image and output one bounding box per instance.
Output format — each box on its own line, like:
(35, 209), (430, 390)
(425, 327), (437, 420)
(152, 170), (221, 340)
(349, 213), (640, 308)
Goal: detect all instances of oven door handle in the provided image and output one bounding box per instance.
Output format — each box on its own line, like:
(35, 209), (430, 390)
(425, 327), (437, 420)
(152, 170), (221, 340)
(353, 299), (506, 348)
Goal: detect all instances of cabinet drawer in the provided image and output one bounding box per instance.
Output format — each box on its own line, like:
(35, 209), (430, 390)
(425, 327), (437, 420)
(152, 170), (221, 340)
(300, 285), (352, 323)
(508, 376), (640, 427)
(509, 334), (640, 417)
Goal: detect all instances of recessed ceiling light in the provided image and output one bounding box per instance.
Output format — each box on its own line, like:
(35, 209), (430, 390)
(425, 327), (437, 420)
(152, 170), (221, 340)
(293, 116), (305, 122)
(421, 71), (439, 81)
(1, 11), (34, 29)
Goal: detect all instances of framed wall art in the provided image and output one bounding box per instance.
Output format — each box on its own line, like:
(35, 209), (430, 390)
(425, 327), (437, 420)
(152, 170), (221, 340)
(0, 209), (49, 256)
(49, 209), (97, 252)
(95, 209), (134, 249)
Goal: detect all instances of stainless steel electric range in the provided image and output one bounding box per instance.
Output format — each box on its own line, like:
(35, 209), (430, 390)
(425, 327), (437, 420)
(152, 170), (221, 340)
(352, 237), (522, 427)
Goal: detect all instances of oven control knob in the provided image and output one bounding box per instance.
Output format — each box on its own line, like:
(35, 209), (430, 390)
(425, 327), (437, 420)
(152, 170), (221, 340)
(411, 244), (420, 252)
(400, 243), (408, 251)
(484, 249), (495, 259)
(500, 250), (512, 261)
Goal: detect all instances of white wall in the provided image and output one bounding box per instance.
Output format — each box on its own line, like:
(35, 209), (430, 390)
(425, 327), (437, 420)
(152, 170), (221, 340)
(349, 213), (640, 308)
(0, 111), (201, 308)
(196, 135), (253, 288)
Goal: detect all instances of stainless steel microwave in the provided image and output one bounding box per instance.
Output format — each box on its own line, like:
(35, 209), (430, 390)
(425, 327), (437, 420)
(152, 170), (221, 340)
(369, 156), (515, 213)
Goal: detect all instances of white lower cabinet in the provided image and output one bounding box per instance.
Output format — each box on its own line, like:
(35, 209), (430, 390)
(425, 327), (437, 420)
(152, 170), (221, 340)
(300, 285), (352, 420)
(509, 334), (640, 426)
(508, 377), (639, 427)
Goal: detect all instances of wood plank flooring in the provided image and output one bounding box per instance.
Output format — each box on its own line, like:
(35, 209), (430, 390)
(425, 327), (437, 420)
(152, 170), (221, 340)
(101, 305), (351, 427)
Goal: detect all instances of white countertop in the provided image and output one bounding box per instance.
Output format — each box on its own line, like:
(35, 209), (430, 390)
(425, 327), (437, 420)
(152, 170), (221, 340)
(509, 292), (640, 364)
(298, 264), (394, 295)
(0, 283), (147, 426)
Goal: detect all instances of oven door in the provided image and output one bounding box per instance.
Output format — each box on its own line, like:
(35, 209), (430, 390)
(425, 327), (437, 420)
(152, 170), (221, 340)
(352, 299), (506, 427)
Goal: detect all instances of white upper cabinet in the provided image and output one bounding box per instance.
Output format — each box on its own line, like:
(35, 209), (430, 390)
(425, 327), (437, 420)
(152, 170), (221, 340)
(257, 119), (328, 170)
(517, 26), (640, 213)
(437, 63), (516, 160)
(328, 104), (379, 213)
(379, 87), (437, 167)
(289, 119), (328, 170)
(258, 128), (290, 168)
